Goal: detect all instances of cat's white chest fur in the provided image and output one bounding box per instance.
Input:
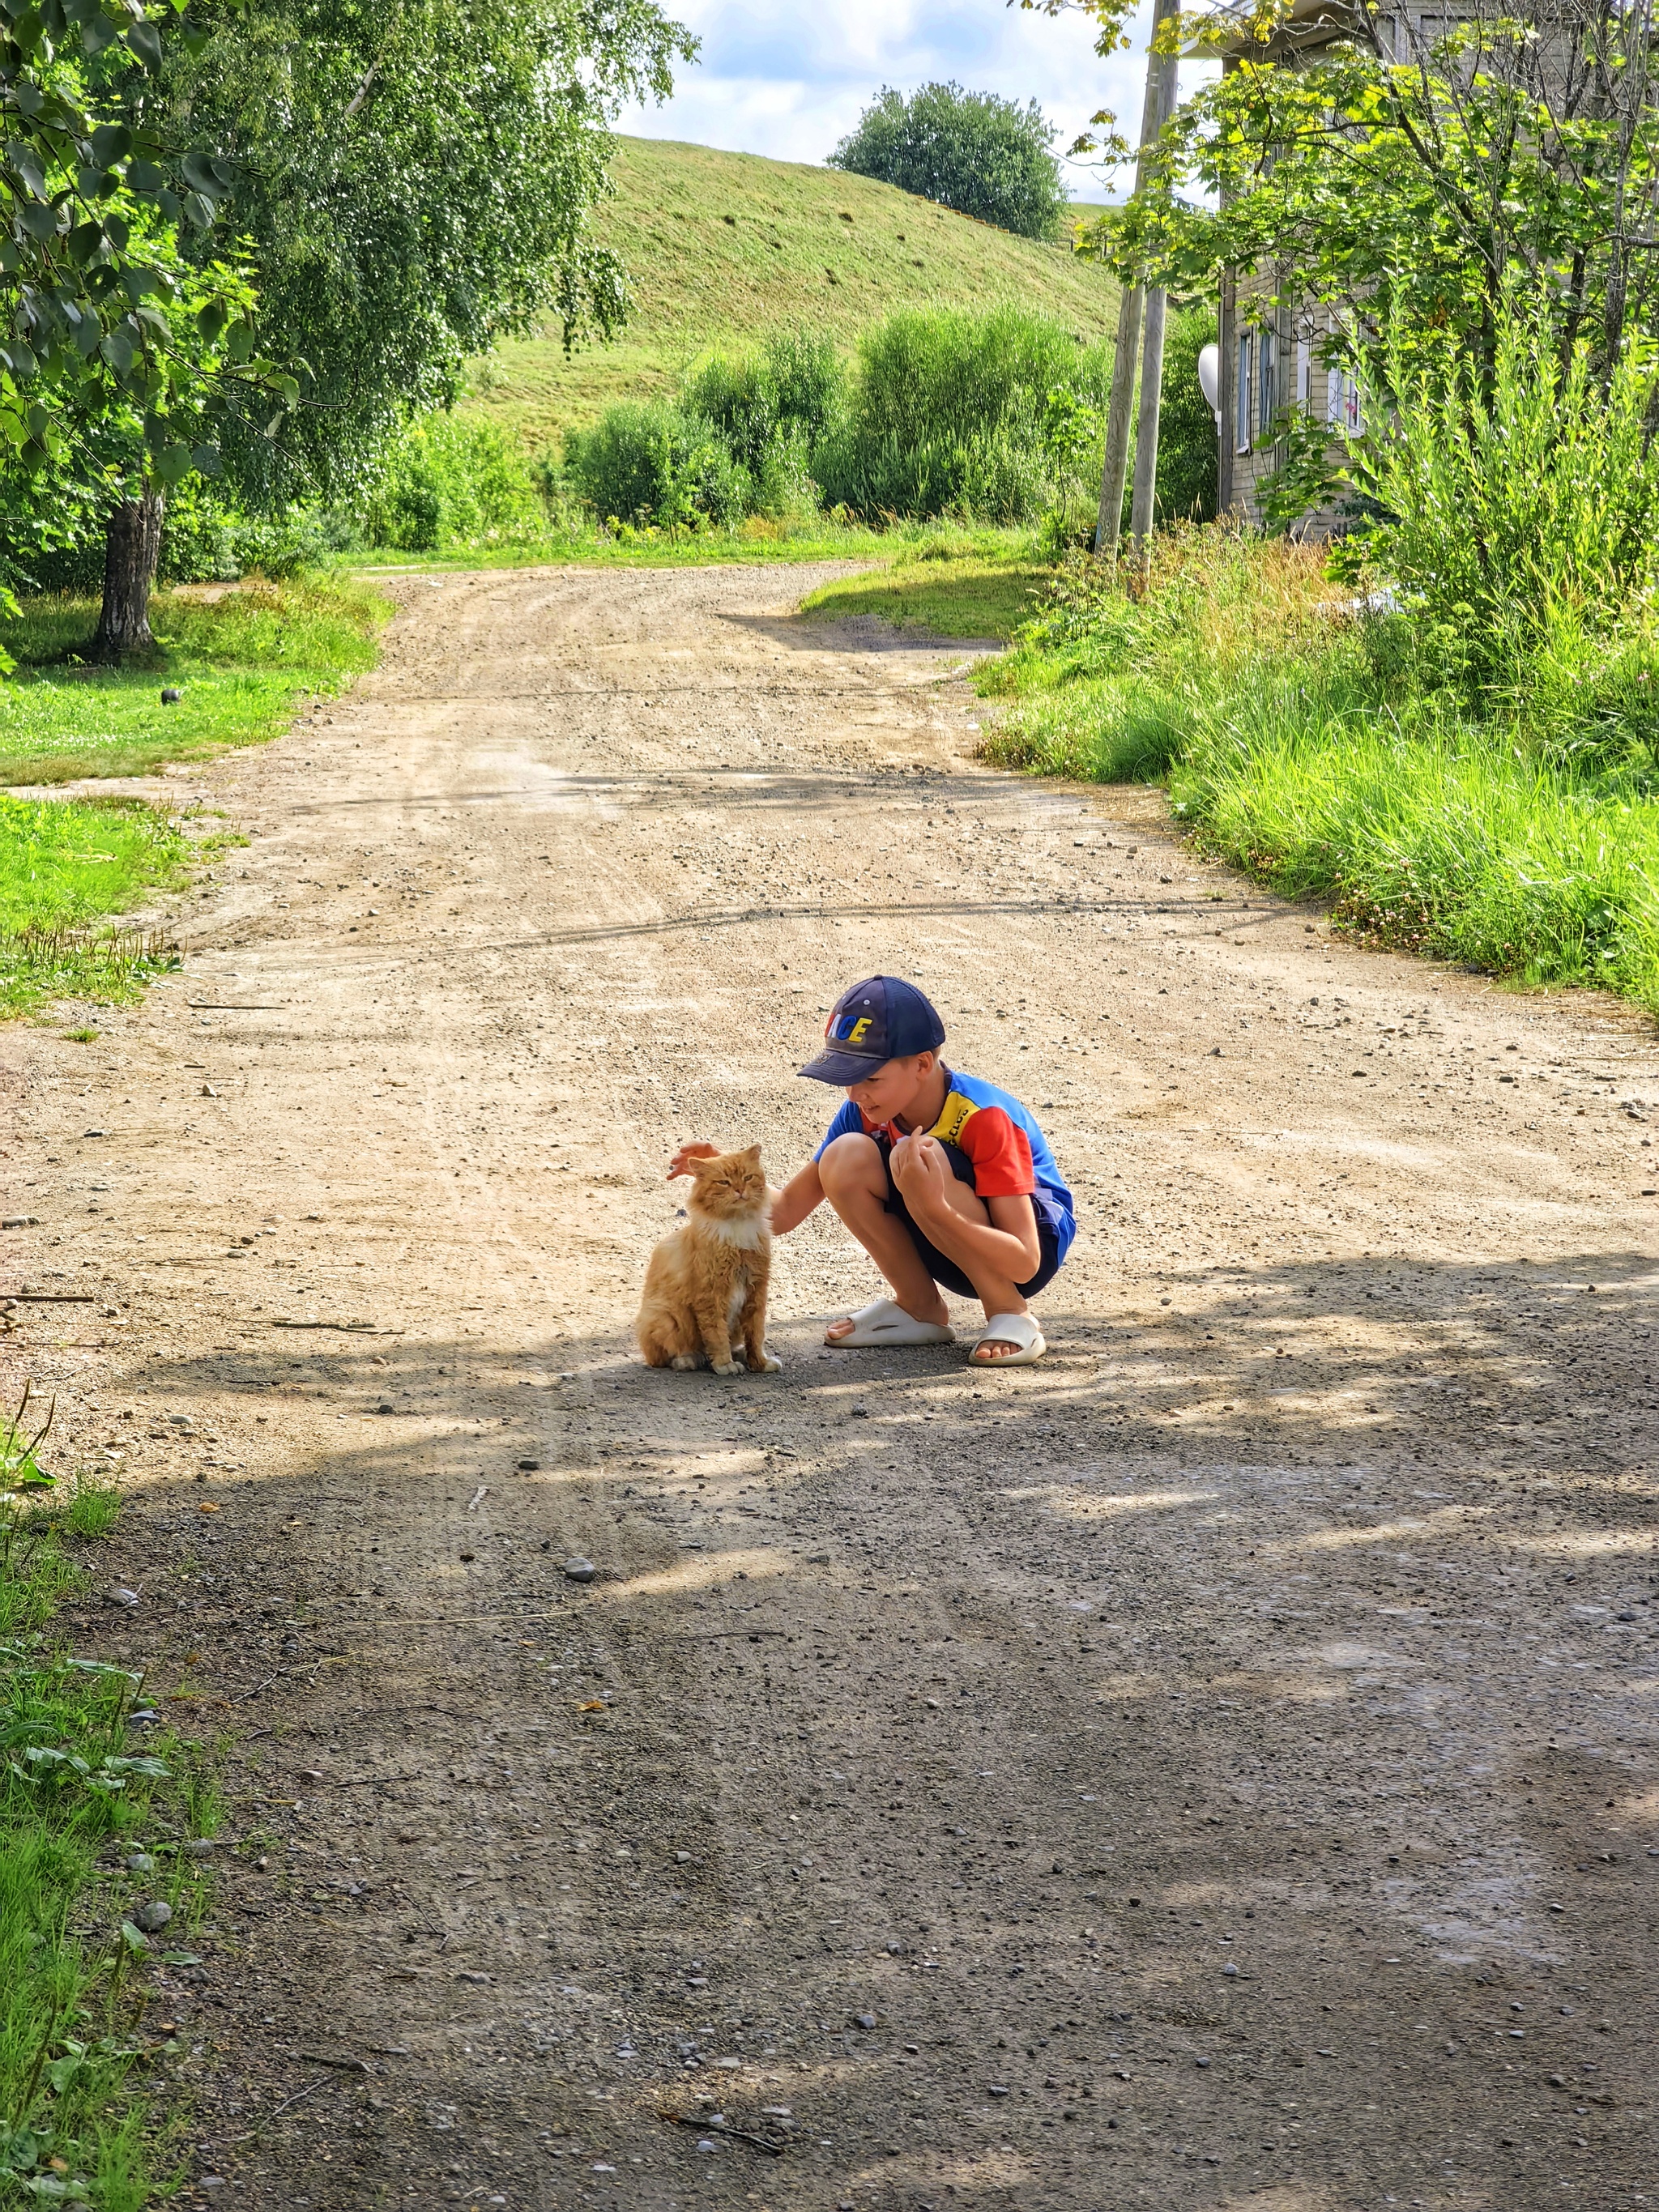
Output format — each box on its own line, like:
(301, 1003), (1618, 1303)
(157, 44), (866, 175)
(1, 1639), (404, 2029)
(705, 1214), (768, 1251)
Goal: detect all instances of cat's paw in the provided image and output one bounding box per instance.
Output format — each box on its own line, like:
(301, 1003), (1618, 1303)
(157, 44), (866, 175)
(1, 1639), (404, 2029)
(670, 1353), (700, 1371)
(711, 1358), (742, 1377)
(748, 1351), (783, 1373)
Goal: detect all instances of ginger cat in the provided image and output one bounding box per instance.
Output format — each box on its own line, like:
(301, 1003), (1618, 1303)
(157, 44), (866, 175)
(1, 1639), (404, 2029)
(636, 1144), (781, 1376)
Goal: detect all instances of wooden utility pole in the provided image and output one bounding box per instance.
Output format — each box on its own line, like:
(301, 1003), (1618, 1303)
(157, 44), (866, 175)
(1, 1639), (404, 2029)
(1094, 0), (1183, 557)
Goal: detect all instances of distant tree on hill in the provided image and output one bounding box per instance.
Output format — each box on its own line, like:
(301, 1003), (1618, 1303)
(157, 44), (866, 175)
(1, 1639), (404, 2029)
(829, 83), (1066, 241)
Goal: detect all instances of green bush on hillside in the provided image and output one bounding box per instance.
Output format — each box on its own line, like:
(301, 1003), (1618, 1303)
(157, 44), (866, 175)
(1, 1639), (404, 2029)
(362, 416), (548, 552)
(561, 306), (1115, 533)
(829, 82), (1067, 241)
(564, 400), (755, 531)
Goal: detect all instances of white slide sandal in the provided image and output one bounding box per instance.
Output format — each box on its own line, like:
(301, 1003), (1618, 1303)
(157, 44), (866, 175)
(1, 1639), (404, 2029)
(824, 1298), (955, 1349)
(970, 1312), (1047, 1366)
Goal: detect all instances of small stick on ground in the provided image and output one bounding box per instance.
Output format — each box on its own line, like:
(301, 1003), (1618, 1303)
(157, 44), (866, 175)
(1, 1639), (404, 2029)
(659, 2112), (786, 2156)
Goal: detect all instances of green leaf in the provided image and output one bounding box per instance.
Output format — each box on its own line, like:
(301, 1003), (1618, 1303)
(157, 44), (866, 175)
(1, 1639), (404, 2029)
(126, 14), (162, 68)
(126, 157), (164, 195)
(78, 13), (116, 53)
(180, 150), (222, 196)
(9, 147), (48, 198)
(89, 121), (131, 166)
(19, 200), (61, 241)
(98, 328), (134, 374)
(153, 441), (193, 483)
(190, 441), (220, 475)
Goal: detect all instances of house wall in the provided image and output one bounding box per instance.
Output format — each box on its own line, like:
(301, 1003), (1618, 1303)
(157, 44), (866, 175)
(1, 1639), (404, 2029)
(1225, 291), (1362, 534)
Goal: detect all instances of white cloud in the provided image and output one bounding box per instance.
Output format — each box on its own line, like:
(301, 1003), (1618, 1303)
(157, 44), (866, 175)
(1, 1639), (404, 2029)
(612, 0), (1173, 200)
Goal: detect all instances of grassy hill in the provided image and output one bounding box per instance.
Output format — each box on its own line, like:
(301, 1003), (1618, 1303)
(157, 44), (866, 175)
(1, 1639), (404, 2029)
(461, 137), (1120, 455)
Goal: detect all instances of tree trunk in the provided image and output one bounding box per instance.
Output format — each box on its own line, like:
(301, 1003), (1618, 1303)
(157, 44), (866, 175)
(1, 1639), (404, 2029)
(1093, 0), (1182, 558)
(92, 488), (164, 660)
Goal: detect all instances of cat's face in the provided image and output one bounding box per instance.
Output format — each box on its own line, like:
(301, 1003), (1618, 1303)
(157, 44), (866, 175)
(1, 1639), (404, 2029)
(689, 1144), (767, 1221)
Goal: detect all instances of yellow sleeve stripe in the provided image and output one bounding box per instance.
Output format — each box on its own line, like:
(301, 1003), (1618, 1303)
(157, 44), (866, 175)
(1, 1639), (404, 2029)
(928, 1091), (979, 1148)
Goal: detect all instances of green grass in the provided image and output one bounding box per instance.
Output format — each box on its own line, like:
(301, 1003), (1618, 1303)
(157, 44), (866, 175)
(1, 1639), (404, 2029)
(352, 514), (1047, 577)
(0, 575), (390, 788)
(0, 796), (188, 936)
(0, 794), (188, 1016)
(0, 1417), (205, 2210)
(461, 137), (1120, 454)
(799, 539), (1054, 639)
(0, 572), (389, 1015)
(982, 526), (1659, 1011)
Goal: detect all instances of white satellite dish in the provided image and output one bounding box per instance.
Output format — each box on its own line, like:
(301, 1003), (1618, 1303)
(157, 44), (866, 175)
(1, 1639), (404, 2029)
(1196, 341), (1221, 427)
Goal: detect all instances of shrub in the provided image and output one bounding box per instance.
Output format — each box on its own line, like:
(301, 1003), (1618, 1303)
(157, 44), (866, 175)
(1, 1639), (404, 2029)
(1154, 306), (1219, 526)
(362, 415), (545, 552)
(561, 309), (1113, 533)
(817, 305), (1111, 524)
(563, 402), (752, 531)
(829, 82), (1067, 241)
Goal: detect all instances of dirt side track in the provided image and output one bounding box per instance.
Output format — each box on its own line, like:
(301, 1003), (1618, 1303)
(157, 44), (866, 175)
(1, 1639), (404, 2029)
(2, 563), (1657, 2212)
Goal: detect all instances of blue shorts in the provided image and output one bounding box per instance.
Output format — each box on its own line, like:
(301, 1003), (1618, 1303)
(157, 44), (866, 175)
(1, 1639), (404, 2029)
(872, 1132), (1065, 1302)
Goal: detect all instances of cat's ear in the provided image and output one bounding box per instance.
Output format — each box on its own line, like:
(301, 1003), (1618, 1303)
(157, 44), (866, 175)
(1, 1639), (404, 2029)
(738, 1144), (762, 1165)
(688, 1152), (720, 1175)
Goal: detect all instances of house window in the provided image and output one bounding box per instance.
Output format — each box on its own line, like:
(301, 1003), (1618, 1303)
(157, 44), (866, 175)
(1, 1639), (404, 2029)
(1257, 327), (1277, 438)
(1327, 366), (1363, 435)
(1295, 336), (1311, 408)
(1236, 330), (1252, 454)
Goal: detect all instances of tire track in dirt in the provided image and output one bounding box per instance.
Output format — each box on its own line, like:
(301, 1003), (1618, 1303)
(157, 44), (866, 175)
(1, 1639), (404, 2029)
(2, 562), (1656, 2212)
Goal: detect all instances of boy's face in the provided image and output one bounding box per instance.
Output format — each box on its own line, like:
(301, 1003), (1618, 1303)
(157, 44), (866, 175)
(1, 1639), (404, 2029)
(845, 1051), (935, 1124)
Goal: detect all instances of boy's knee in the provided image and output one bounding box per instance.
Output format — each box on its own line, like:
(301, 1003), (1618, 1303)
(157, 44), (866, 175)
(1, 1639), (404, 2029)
(817, 1132), (881, 1191)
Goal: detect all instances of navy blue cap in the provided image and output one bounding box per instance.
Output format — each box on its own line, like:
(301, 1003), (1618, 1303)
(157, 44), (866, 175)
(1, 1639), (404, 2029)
(799, 975), (947, 1085)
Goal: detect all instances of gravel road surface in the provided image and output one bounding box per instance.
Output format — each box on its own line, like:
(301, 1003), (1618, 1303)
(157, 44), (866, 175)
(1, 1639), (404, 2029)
(2, 563), (1656, 2212)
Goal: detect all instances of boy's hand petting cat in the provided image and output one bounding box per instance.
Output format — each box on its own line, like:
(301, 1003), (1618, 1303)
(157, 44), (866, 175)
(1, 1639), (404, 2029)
(667, 1140), (720, 1180)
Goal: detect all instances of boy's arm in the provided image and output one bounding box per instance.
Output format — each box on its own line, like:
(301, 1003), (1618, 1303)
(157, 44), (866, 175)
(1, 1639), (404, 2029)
(768, 1158), (824, 1236)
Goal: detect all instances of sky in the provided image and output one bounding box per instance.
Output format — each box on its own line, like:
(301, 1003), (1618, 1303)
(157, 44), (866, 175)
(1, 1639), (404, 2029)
(612, 0), (1171, 202)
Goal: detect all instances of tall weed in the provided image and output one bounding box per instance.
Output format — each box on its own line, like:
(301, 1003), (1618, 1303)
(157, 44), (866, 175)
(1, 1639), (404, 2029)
(1354, 296), (1659, 680)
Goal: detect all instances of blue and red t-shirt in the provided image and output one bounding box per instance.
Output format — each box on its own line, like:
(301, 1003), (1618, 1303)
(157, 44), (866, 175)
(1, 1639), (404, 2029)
(816, 1068), (1076, 1260)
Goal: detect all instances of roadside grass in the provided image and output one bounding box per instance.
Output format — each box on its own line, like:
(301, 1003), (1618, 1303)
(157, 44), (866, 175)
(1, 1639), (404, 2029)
(349, 513), (1045, 578)
(981, 525), (1659, 1010)
(0, 572), (388, 1016)
(0, 574), (390, 788)
(1, 1410), (208, 2209)
(461, 136), (1118, 453)
(798, 541), (1052, 641)
(0, 795), (188, 1016)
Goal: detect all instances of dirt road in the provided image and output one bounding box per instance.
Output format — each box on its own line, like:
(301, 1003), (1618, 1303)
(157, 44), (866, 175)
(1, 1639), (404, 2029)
(3, 562), (1657, 2212)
